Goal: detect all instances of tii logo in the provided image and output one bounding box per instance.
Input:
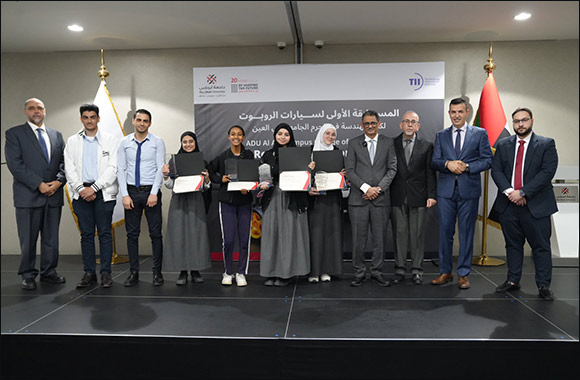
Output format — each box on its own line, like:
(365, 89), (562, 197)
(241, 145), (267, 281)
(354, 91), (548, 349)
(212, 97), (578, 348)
(207, 74), (217, 84)
(409, 72), (424, 91)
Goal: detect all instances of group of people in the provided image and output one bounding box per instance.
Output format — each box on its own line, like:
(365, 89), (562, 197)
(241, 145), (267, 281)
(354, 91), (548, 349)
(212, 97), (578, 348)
(5, 97), (558, 301)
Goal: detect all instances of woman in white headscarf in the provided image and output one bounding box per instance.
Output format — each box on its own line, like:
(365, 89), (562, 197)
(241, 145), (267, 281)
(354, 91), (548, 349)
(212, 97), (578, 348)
(307, 124), (345, 283)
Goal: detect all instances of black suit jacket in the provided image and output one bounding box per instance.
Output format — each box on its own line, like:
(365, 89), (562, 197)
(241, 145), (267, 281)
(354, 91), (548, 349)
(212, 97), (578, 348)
(491, 133), (558, 219)
(4, 123), (66, 208)
(390, 133), (437, 207)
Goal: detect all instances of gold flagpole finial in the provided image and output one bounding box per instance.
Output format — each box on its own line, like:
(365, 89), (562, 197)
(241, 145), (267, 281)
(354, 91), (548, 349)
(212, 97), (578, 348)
(98, 49), (109, 80)
(483, 42), (496, 74)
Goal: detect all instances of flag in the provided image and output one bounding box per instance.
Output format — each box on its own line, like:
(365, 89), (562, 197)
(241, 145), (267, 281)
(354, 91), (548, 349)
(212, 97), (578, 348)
(93, 80), (126, 227)
(473, 72), (509, 228)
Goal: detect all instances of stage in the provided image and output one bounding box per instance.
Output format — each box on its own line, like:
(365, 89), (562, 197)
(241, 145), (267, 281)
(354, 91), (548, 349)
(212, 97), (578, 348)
(1, 254), (578, 379)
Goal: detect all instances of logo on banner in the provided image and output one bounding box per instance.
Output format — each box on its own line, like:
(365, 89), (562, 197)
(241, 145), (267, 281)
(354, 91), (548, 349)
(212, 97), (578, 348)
(409, 72), (441, 91)
(231, 77), (259, 94)
(207, 74), (217, 84)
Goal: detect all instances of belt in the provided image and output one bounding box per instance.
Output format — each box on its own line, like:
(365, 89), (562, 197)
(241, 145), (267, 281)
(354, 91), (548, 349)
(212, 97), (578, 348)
(128, 185), (153, 192)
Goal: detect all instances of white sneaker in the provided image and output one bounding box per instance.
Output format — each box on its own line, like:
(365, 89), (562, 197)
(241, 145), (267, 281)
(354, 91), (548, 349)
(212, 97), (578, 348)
(308, 276), (319, 283)
(222, 273), (233, 286)
(321, 274), (331, 282)
(235, 273), (247, 287)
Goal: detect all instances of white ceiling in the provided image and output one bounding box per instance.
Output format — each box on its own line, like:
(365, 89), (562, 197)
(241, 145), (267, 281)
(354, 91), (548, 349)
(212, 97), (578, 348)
(1, 1), (578, 53)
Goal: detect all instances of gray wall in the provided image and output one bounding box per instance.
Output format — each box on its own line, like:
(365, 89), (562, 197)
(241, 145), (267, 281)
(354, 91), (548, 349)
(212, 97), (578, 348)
(2, 40), (578, 257)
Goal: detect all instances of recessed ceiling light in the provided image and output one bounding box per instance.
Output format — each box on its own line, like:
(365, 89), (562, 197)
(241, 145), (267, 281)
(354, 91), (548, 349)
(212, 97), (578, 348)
(67, 24), (84, 32)
(514, 12), (531, 21)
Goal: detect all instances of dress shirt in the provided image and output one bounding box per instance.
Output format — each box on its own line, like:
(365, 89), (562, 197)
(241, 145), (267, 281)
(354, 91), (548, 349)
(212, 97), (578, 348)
(82, 135), (99, 183)
(452, 123), (467, 152)
(28, 121), (51, 161)
(360, 135), (379, 194)
(502, 134), (532, 195)
(117, 132), (165, 196)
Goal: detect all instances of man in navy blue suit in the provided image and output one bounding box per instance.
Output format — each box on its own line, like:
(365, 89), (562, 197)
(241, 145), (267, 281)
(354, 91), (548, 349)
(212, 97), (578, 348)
(491, 107), (558, 301)
(5, 98), (67, 290)
(431, 98), (492, 289)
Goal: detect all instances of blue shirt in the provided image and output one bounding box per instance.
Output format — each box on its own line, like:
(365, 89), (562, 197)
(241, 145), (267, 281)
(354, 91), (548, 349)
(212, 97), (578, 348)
(117, 132), (166, 196)
(82, 135), (99, 183)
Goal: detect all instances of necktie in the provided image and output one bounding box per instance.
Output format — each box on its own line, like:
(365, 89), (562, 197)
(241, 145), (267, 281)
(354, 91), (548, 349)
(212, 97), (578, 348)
(36, 128), (50, 163)
(135, 140), (146, 187)
(514, 140), (525, 190)
(368, 139), (375, 165)
(454, 129), (462, 157)
(404, 139), (412, 164)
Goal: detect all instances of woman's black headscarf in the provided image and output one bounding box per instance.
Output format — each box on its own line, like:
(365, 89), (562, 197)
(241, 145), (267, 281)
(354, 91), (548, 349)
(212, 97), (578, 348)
(178, 131), (200, 153)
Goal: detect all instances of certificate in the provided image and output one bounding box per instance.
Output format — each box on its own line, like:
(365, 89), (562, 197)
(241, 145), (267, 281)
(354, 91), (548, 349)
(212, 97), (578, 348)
(173, 175), (204, 193)
(226, 159), (259, 191)
(279, 171), (311, 191)
(227, 181), (259, 191)
(314, 172), (346, 191)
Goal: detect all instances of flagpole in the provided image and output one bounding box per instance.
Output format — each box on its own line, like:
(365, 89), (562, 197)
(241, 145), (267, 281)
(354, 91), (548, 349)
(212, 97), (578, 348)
(473, 42), (505, 267)
(98, 49), (128, 265)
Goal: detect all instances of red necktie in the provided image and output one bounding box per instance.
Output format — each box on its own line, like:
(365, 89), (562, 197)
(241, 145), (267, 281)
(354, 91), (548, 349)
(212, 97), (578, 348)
(514, 140), (525, 190)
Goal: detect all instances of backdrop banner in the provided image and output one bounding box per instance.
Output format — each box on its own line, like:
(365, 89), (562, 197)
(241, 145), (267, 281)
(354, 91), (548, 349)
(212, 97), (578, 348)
(194, 62), (445, 258)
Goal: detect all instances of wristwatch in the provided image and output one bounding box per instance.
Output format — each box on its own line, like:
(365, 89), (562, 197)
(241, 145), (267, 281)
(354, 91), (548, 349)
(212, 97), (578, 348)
(519, 190), (526, 197)
(465, 163), (470, 173)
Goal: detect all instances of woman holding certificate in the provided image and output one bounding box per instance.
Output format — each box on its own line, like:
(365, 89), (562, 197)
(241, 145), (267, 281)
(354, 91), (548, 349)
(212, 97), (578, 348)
(209, 125), (254, 287)
(307, 124), (344, 283)
(259, 123), (310, 287)
(162, 131), (211, 285)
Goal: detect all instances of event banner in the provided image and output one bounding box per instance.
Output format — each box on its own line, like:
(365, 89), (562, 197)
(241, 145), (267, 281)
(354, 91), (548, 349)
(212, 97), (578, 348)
(193, 62), (445, 256)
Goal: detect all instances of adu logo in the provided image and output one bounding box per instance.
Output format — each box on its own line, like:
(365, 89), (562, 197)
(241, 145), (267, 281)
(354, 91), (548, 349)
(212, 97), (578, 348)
(207, 74), (217, 85)
(409, 72), (424, 91)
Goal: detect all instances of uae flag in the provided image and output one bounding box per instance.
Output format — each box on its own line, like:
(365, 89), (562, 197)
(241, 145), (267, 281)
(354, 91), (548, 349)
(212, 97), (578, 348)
(473, 72), (509, 227)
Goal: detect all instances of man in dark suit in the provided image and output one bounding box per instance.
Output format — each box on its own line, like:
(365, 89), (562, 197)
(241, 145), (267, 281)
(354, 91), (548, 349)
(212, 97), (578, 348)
(390, 110), (437, 285)
(346, 110), (397, 287)
(431, 98), (492, 289)
(491, 107), (558, 301)
(5, 98), (67, 290)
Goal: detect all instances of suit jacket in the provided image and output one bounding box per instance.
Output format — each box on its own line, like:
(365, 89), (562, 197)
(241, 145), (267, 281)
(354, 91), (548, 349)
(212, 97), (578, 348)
(345, 134), (397, 207)
(390, 133), (437, 207)
(491, 133), (558, 218)
(431, 124), (492, 199)
(4, 123), (66, 208)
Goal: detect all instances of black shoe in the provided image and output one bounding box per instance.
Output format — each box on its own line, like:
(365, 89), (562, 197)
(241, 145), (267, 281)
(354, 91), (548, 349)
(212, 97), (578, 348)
(371, 274), (391, 287)
(349, 276), (366, 287)
(412, 273), (423, 285)
(190, 270), (204, 283)
(176, 271), (188, 286)
(391, 273), (405, 284)
(538, 286), (554, 301)
(152, 271), (164, 286)
(21, 278), (37, 290)
(264, 277), (276, 286)
(274, 278), (290, 287)
(76, 272), (97, 288)
(495, 280), (520, 293)
(40, 273), (66, 284)
(124, 271), (139, 287)
(101, 273), (113, 288)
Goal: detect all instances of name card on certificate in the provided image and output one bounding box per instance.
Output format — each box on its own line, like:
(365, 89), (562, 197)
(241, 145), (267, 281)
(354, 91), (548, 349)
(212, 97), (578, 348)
(279, 171), (311, 191)
(173, 175), (204, 193)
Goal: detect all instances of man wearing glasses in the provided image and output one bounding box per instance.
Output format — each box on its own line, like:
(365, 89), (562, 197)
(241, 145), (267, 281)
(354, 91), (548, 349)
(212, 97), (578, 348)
(390, 111), (437, 285)
(346, 110), (397, 287)
(491, 107), (558, 301)
(5, 98), (67, 290)
(431, 98), (492, 290)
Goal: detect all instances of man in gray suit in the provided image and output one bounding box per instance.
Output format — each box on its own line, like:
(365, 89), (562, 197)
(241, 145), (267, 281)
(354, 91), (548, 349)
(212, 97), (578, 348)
(346, 110), (397, 287)
(390, 110), (437, 285)
(5, 98), (67, 290)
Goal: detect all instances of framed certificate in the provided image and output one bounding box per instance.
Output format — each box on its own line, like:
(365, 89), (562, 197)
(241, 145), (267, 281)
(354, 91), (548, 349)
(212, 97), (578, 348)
(226, 159), (260, 191)
(173, 175), (204, 193)
(173, 152), (206, 193)
(279, 171), (311, 191)
(312, 150), (345, 190)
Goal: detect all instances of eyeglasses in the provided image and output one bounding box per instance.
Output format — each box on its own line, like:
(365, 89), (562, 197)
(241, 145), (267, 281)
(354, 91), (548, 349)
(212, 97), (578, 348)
(512, 117), (531, 124)
(401, 120), (418, 125)
(362, 122), (378, 127)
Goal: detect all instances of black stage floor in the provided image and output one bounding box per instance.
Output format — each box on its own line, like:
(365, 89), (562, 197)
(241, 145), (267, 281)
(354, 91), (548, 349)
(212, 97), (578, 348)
(1, 254), (578, 380)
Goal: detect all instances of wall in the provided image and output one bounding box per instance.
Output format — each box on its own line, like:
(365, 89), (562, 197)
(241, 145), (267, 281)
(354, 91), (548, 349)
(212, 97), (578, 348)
(1, 40), (578, 257)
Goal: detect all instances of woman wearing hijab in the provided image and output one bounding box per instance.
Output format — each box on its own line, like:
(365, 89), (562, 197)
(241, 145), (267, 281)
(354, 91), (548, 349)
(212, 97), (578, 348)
(259, 123), (310, 287)
(308, 124), (344, 283)
(162, 131), (211, 285)
(209, 125), (254, 287)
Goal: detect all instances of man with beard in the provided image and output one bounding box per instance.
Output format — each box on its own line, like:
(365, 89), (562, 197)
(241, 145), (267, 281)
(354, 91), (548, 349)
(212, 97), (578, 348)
(491, 107), (558, 301)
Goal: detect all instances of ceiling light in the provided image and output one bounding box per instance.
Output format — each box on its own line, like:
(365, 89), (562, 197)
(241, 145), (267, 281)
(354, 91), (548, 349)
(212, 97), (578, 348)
(67, 24), (84, 32)
(514, 12), (531, 21)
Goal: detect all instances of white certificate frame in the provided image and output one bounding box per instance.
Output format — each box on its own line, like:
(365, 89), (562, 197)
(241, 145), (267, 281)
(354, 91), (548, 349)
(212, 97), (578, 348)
(279, 171), (311, 191)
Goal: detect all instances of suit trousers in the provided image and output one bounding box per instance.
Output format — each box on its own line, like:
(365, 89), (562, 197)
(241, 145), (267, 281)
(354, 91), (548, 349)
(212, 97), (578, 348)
(499, 202), (552, 288)
(16, 204), (62, 279)
(349, 203), (390, 279)
(72, 192), (115, 274)
(437, 185), (478, 277)
(125, 186), (163, 272)
(391, 205), (427, 275)
(219, 201), (252, 275)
